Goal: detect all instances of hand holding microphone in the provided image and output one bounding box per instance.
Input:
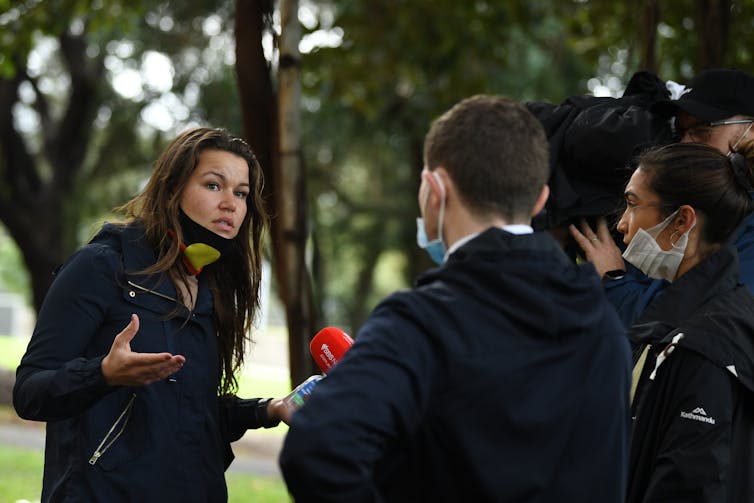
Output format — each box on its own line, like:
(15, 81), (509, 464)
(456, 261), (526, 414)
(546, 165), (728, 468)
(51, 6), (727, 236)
(284, 327), (354, 410)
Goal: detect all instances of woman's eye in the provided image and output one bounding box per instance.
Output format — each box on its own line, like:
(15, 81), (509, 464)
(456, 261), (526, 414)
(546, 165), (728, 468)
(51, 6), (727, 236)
(234, 191), (249, 199)
(206, 182), (220, 191)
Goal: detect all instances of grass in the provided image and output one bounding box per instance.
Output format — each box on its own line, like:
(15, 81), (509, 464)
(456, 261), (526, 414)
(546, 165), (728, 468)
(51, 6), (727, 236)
(0, 445), (43, 503)
(0, 329), (294, 503)
(0, 335), (28, 370)
(0, 442), (291, 503)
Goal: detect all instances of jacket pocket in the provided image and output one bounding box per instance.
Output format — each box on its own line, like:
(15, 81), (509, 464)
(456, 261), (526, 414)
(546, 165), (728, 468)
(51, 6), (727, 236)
(86, 391), (149, 471)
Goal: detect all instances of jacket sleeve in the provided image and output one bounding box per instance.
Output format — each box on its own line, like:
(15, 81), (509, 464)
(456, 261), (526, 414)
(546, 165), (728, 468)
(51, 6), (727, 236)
(733, 212), (754, 294)
(278, 295), (438, 502)
(640, 349), (735, 503)
(218, 395), (281, 470)
(13, 245), (117, 421)
(220, 396), (281, 442)
(604, 265), (669, 329)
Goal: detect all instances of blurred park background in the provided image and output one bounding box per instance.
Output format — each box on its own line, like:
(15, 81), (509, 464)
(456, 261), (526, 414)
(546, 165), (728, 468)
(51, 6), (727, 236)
(0, 1), (753, 500)
(1, 0), (753, 381)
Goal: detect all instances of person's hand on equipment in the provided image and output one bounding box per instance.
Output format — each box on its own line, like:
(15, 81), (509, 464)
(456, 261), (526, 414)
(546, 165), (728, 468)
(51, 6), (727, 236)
(568, 217), (626, 278)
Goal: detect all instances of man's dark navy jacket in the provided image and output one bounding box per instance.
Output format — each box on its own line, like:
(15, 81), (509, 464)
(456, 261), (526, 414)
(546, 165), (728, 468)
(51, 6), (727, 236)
(280, 228), (632, 502)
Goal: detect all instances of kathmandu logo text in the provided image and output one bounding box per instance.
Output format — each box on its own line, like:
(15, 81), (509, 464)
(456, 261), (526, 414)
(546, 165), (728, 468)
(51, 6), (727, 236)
(680, 407), (715, 425)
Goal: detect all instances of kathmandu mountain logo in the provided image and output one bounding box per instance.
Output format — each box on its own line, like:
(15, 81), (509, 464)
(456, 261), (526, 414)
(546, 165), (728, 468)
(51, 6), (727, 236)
(680, 407), (716, 425)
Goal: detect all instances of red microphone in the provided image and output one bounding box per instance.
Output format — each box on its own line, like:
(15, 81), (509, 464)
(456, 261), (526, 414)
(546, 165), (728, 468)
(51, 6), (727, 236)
(309, 326), (354, 373)
(285, 327), (354, 410)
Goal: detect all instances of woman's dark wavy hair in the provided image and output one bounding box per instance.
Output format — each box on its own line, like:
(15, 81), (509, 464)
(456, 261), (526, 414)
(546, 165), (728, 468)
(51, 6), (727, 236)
(117, 127), (268, 396)
(637, 139), (754, 245)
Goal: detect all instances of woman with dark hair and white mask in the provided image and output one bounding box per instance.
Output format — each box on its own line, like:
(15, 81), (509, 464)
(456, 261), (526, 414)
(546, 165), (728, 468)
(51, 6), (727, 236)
(571, 141), (754, 502)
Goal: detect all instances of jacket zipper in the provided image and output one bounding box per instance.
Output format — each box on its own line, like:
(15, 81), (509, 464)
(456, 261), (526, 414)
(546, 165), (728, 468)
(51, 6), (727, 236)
(127, 280), (179, 303)
(88, 393), (136, 466)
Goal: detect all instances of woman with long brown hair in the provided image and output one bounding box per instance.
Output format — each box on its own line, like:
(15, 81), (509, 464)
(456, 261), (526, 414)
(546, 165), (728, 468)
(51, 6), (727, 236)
(14, 127), (288, 502)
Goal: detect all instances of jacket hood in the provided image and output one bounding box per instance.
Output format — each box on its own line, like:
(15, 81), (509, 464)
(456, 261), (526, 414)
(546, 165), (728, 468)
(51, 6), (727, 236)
(416, 228), (611, 339)
(681, 288), (754, 393)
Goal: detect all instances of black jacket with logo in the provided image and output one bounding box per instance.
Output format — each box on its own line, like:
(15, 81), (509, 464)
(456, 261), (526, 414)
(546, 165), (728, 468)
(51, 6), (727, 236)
(628, 245), (754, 503)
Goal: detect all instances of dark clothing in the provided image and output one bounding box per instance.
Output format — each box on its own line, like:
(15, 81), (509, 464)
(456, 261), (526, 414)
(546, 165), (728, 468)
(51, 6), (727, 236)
(13, 222), (273, 503)
(280, 228), (631, 502)
(628, 245), (754, 503)
(527, 71), (673, 231)
(607, 211), (754, 329)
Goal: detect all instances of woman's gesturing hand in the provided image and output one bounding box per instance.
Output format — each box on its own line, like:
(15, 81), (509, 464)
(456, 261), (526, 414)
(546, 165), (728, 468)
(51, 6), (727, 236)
(101, 314), (186, 386)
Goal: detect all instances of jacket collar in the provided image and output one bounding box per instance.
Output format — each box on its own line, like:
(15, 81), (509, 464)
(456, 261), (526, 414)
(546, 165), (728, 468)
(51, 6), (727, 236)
(630, 245), (754, 392)
(629, 244), (740, 345)
(416, 227), (569, 286)
(94, 222), (213, 316)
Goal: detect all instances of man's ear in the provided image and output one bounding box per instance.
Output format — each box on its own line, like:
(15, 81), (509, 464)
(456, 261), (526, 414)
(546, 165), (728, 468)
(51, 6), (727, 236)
(674, 205), (696, 234)
(531, 185), (550, 216)
(424, 168), (449, 208)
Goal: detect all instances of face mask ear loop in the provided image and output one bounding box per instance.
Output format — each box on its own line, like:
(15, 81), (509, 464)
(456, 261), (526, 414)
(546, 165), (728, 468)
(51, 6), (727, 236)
(669, 230), (681, 246)
(730, 121), (754, 154)
(432, 172), (446, 244)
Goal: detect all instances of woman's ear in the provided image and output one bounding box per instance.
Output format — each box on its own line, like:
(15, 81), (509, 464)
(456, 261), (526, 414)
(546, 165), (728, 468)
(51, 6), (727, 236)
(674, 205), (697, 234)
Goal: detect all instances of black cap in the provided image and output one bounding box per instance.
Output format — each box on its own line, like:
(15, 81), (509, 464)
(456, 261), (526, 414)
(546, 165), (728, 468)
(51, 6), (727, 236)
(654, 68), (754, 122)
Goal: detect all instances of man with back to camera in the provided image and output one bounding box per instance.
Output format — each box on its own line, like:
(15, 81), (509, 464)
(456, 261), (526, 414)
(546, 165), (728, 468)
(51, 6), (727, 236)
(575, 68), (754, 327)
(279, 95), (632, 502)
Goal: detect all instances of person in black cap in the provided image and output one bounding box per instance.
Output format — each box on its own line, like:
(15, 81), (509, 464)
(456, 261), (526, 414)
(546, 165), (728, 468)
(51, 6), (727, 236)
(570, 68), (754, 328)
(668, 68), (754, 154)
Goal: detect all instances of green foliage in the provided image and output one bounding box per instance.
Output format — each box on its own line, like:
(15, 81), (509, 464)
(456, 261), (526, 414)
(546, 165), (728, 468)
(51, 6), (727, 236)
(4, 0), (754, 333)
(1, 0), (148, 76)
(301, 0), (596, 327)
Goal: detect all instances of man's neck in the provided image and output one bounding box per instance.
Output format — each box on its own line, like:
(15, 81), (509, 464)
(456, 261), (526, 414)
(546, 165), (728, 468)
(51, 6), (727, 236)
(443, 209), (531, 251)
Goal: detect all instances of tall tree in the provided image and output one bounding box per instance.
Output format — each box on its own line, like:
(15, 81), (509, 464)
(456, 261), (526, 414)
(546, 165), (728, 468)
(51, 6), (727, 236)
(0, 0), (248, 312)
(694, 0), (730, 69)
(234, 0), (317, 384)
(639, 0), (660, 72)
(0, 24), (106, 311)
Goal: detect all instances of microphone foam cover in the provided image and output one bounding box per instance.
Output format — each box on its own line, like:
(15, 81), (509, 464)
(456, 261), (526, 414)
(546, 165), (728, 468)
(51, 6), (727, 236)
(309, 327), (354, 373)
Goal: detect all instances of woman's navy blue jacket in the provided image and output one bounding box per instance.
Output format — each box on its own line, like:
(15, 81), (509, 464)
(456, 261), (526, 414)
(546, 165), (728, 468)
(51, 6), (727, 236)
(13, 222), (271, 503)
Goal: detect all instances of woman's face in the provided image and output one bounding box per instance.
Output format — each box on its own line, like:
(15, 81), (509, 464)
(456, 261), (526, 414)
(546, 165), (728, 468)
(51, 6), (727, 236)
(180, 149), (250, 239)
(616, 167), (673, 249)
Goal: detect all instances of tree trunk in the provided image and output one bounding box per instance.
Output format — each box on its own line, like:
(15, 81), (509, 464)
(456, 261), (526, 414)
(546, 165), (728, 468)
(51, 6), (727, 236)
(235, 0), (316, 386)
(695, 0), (730, 68)
(278, 0), (318, 384)
(234, 0), (277, 198)
(0, 33), (100, 313)
(638, 0), (659, 72)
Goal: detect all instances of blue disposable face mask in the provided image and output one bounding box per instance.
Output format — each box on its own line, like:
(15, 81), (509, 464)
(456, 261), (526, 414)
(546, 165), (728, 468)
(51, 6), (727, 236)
(416, 172), (446, 265)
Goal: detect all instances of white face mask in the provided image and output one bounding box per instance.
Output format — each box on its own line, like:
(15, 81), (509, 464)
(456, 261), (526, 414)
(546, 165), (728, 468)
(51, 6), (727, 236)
(622, 210), (693, 282)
